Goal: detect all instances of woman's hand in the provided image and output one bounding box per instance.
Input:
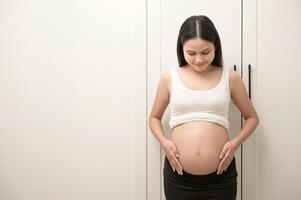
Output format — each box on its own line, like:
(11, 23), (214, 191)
(217, 139), (239, 175)
(161, 139), (183, 175)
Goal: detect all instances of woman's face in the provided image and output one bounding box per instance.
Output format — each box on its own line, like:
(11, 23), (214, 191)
(182, 37), (216, 72)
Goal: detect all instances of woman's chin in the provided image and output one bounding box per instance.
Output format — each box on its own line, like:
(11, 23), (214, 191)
(193, 64), (209, 71)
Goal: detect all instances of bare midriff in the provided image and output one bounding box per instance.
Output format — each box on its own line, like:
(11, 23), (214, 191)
(170, 121), (229, 175)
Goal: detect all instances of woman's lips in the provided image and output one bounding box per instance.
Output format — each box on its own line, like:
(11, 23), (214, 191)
(195, 63), (205, 67)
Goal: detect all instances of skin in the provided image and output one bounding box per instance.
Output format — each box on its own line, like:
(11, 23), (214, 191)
(182, 37), (216, 75)
(148, 37), (260, 175)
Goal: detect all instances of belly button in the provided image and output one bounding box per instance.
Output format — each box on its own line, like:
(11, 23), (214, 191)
(196, 152), (201, 157)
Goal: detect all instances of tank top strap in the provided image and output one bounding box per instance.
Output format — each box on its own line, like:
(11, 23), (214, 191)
(170, 67), (177, 80)
(169, 67), (180, 88)
(221, 65), (230, 86)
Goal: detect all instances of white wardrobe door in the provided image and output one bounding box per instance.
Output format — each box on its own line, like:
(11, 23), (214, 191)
(256, 0), (301, 199)
(148, 0), (242, 199)
(0, 1), (146, 200)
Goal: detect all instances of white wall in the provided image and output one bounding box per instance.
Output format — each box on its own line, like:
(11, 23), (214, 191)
(0, 0), (146, 199)
(256, 0), (301, 199)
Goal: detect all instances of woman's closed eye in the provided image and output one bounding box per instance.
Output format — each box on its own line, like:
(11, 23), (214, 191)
(188, 52), (210, 56)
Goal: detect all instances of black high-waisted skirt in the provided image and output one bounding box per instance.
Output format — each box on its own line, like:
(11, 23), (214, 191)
(163, 155), (238, 200)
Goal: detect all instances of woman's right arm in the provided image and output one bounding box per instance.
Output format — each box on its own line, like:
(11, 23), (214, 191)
(148, 69), (170, 145)
(148, 69), (183, 175)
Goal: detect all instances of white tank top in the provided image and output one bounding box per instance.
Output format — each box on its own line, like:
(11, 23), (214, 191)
(169, 66), (231, 131)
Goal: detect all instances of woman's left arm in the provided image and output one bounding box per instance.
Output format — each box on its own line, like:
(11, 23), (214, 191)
(217, 69), (260, 175)
(229, 69), (260, 147)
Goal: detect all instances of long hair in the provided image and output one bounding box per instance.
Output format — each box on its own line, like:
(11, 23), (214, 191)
(176, 15), (223, 68)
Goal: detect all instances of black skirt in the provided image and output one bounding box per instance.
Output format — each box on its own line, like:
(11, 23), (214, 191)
(163, 155), (238, 200)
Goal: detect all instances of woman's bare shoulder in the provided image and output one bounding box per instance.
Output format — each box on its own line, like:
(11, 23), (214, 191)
(229, 68), (241, 83)
(229, 67), (245, 95)
(161, 68), (172, 92)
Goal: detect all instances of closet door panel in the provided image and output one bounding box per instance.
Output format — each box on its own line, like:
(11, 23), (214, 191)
(256, 0), (301, 199)
(242, 0), (258, 199)
(150, 1), (242, 199)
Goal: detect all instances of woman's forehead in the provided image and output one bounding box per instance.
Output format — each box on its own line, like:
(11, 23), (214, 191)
(183, 38), (214, 50)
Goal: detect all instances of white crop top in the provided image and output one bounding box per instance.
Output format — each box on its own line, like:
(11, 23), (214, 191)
(169, 66), (231, 131)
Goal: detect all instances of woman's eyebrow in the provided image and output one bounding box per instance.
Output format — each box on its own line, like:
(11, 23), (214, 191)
(186, 48), (210, 52)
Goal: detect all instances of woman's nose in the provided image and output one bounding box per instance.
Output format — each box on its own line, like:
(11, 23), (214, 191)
(195, 55), (205, 63)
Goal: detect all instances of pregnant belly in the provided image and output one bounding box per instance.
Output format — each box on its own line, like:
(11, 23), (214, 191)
(170, 121), (230, 175)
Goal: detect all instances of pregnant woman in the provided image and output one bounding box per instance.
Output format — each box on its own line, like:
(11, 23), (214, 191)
(149, 15), (260, 200)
